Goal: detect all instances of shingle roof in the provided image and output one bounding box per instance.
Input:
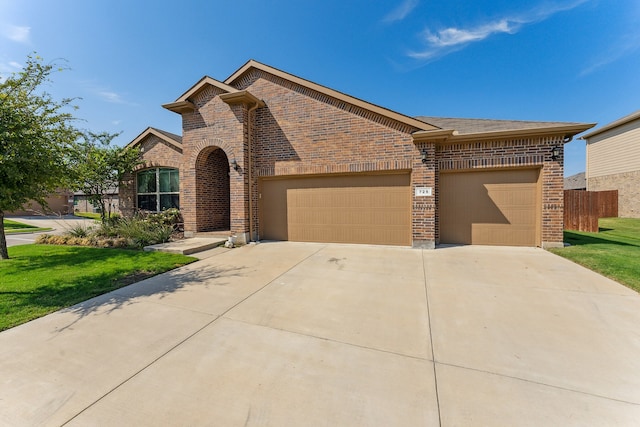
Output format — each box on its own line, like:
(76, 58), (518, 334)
(564, 172), (586, 190)
(149, 127), (182, 144)
(126, 127), (183, 150)
(416, 116), (587, 135)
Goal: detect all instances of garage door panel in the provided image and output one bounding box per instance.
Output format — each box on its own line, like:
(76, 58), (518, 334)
(260, 174), (411, 246)
(440, 169), (540, 246)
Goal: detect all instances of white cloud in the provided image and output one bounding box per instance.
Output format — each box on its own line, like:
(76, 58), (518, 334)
(383, 0), (419, 24)
(2, 24), (30, 43)
(580, 32), (640, 76)
(98, 90), (125, 104)
(408, 0), (589, 61)
(82, 81), (132, 105)
(0, 60), (22, 82)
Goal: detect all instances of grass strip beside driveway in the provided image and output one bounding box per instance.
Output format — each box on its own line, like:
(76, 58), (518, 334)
(0, 244), (196, 331)
(549, 218), (640, 293)
(3, 219), (52, 234)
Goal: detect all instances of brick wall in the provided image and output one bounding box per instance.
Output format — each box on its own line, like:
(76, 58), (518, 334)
(436, 137), (565, 246)
(588, 170), (640, 218)
(239, 69), (434, 244)
(119, 134), (182, 217)
(180, 87), (248, 237)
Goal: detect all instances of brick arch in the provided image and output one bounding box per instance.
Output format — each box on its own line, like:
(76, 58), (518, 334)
(189, 138), (235, 169)
(194, 145), (231, 232)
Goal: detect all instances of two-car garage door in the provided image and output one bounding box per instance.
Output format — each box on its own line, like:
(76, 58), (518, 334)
(259, 173), (411, 246)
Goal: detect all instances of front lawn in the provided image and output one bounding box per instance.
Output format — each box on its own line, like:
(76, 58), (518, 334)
(549, 218), (640, 292)
(3, 219), (52, 234)
(73, 212), (102, 220)
(0, 245), (196, 331)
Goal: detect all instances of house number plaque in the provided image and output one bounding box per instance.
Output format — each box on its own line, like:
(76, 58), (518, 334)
(415, 187), (432, 197)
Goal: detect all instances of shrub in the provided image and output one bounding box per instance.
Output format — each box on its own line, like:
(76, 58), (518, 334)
(37, 211), (181, 250)
(136, 208), (182, 228)
(35, 234), (51, 244)
(66, 223), (95, 238)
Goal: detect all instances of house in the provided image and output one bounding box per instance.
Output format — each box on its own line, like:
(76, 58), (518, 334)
(581, 110), (640, 218)
(73, 187), (120, 214)
(564, 172), (586, 190)
(6, 190), (73, 216)
(120, 60), (594, 248)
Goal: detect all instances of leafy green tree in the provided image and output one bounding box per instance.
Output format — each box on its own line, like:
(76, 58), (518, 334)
(0, 54), (80, 259)
(72, 132), (142, 224)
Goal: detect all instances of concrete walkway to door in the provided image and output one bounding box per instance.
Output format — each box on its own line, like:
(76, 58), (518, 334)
(1, 242), (639, 426)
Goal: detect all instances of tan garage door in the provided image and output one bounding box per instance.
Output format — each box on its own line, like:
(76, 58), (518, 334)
(439, 168), (540, 246)
(259, 173), (411, 246)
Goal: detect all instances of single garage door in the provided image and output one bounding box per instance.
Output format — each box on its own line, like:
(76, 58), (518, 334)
(439, 168), (540, 246)
(259, 173), (411, 246)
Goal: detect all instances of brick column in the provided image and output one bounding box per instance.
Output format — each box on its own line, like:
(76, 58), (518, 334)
(411, 142), (437, 248)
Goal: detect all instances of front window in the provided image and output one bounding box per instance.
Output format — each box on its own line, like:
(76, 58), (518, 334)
(137, 168), (179, 212)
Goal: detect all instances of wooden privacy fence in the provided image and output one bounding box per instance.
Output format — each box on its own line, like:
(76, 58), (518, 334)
(564, 190), (618, 232)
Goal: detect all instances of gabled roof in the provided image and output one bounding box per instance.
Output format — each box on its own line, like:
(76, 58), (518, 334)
(413, 116), (595, 143)
(224, 59), (438, 132)
(159, 59), (595, 142)
(163, 76), (239, 113)
(580, 110), (640, 140)
(126, 127), (182, 150)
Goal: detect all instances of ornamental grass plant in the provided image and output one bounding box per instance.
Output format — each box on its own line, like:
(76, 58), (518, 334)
(36, 209), (182, 250)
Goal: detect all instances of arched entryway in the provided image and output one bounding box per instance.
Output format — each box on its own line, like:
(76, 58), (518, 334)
(195, 147), (230, 232)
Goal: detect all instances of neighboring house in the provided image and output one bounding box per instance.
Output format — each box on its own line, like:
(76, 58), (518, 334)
(6, 190), (73, 216)
(121, 60), (594, 248)
(581, 110), (640, 218)
(73, 187), (120, 214)
(564, 172), (586, 190)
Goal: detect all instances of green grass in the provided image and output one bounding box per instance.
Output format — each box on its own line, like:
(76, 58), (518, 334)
(3, 219), (52, 234)
(0, 245), (196, 331)
(73, 212), (102, 220)
(549, 218), (640, 292)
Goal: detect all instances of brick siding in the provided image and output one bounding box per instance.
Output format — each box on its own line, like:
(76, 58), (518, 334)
(133, 67), (567, 247)
(588, 170), (640, 218)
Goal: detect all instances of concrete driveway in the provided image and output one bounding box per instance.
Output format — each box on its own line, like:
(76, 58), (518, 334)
(1, 242), (639, 426)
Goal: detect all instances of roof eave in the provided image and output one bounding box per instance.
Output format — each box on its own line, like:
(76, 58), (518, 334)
(163, 76), (240, 114)
(413, 123), (596, 144)
(412, 129), (457, 143)
(162, 100), (196, 114)
(580, 111), (640, 139)
(225, 59), (438, 132)
(219, 90), (265, 107)
(126, 127), (182, 151)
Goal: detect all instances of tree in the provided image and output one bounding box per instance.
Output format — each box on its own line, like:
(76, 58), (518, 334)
(0, 54), (81, 259)
(72, 132), (142, 224)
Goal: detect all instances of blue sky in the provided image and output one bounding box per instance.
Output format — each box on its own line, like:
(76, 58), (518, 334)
(1, 0), (639, 176)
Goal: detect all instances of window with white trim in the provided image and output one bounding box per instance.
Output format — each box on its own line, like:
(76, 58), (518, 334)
(136, 168), (179, 211)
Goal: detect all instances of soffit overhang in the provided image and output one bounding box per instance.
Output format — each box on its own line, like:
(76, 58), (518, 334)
(219, 90), (265, 107)
(412, 123), (596, 145)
